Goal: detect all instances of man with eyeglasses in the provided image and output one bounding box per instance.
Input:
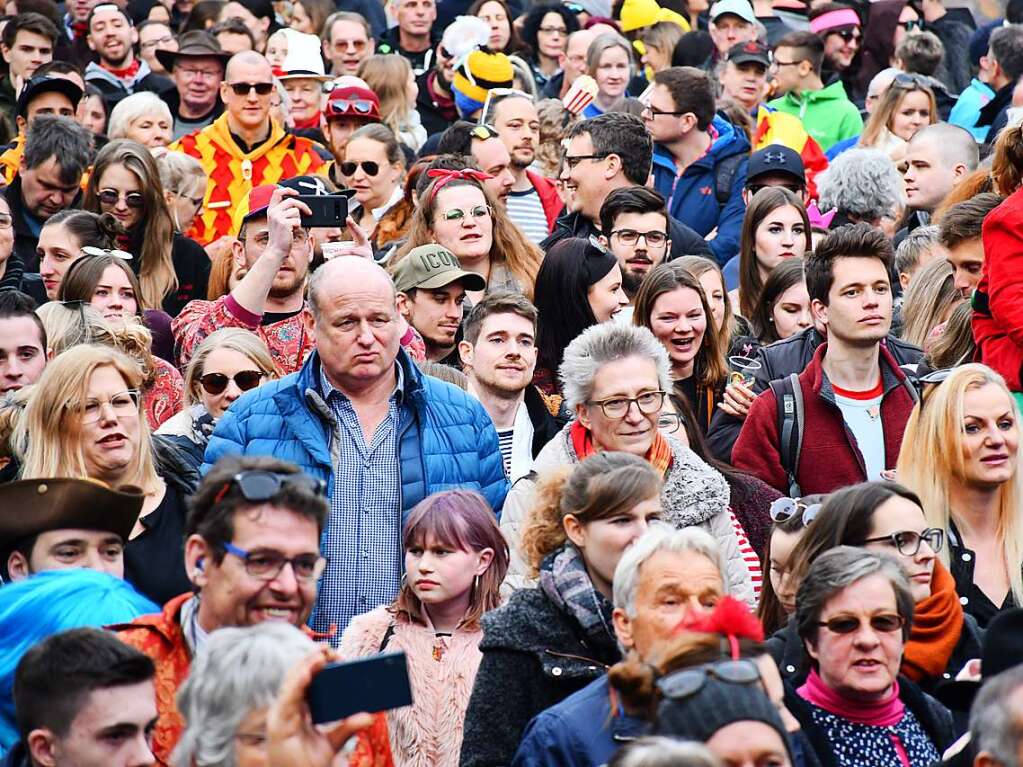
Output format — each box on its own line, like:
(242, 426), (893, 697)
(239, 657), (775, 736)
(136, 19), (177, 76)
(83, 4), (171, 112)
(0, 13), (57, 145)
(168, 51), (327, 246)
(321, 11), (376, 77)
(767, 31), (862, 152)
(597, 186), (671, 303)
(156, 32), (228, 141)
(113, 454), (330, 765)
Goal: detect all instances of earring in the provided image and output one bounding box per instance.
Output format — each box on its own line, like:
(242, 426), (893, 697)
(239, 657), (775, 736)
(473, 574), (480, 592)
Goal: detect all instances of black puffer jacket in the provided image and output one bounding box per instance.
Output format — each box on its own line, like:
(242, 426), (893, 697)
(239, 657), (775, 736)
(459, 587), (621, 767)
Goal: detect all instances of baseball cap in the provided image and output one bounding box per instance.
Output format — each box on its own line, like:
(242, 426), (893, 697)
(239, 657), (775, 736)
(392, 245), (487, 293)
(727, 40), (770, 67)
(16, 75), (83, 118)
(709, 0), (756, 24)
(232, 184), (278, 235)
(746, 145), (805, 187)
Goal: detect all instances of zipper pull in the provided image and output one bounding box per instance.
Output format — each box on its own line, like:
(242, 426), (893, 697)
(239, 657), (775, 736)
(242, 159), (252, 181)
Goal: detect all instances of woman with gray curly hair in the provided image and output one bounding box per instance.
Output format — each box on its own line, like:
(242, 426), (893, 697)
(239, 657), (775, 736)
(172, 622), (315, 767)
(817, 148), (905, 232)
(499, 321), (754, 603)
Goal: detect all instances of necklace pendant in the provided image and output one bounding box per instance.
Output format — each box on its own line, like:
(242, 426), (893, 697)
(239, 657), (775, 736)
(432, 644), (443, 662)
(867, 405), (880, 420)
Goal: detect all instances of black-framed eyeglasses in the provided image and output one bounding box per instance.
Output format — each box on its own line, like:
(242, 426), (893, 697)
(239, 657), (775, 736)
(769, 497), (821, 525)
(98, 189), (145, 209)
(859, 528), (944, 557)
(586, 390), (666, 419)
(564, 153), (610, 168)
(212, 470), (327, 505)
(228, 81), (275, 96)
(643, 104), (690, 116)
(818, 613), (905, 635)
(656, 659), (762, 701)
(611, 229), (668, 248)
(222, 542), (327, 582)
(657, 412), (684, 433)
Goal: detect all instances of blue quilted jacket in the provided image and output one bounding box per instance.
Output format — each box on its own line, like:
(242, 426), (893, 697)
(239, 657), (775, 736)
(202, 349), (509, 521)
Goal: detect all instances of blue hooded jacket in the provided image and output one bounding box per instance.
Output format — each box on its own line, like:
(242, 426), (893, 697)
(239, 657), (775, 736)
(202, 348), (509, 521)
(651, 115), (750, 266)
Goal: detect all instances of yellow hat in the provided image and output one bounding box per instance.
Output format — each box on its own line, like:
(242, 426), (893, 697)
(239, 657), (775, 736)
(453, 48), (514, 105)
(620, 0), (691, 32)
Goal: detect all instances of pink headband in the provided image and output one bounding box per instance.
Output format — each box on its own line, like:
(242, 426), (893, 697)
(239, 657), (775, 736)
(426, 168), (494, 206)
(810, 8), (860, 33)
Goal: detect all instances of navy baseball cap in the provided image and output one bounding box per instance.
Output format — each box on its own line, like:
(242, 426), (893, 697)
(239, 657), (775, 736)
(746, 144), (805, 187)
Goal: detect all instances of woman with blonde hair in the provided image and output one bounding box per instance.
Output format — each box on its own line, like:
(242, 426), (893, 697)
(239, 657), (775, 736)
(84, 139), (210, 317)
(157, 328), (278, 470)
(896, 363), (1023, 627)
(37, 302), (184, 430)
(900, 258), (964, 351)
(357, 54), (427, 151)
(14, 344), (196, 604)
(395, 170), (543, 298)
(107, 92), (173, 149)
(858, 74), (937, 158)
(157, 151), (208, 236)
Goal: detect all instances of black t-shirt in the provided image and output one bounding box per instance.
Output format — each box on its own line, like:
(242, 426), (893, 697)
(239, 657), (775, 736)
(262, 308), (303, 325)
(124, 484), (191, 605)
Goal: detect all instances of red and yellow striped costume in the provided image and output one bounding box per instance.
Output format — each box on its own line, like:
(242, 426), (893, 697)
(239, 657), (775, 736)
(169, 114), (327, 245)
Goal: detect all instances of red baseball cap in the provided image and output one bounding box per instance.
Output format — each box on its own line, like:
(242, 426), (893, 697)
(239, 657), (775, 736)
(324, 86), (381, 123)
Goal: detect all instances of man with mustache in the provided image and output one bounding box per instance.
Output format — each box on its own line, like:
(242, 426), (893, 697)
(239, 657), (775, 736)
(83, 4), (171, 112)
(598, 186), (671, 305)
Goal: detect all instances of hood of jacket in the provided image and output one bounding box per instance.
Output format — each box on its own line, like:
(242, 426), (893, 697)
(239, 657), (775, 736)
(84, 58), (155, 90)
(775, 79), (854, 111)
(203, 111), (292, 161)
(651, 115), (750, 176)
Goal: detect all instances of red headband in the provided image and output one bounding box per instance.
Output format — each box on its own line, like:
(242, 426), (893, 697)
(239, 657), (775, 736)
(426, 168), (494, 206)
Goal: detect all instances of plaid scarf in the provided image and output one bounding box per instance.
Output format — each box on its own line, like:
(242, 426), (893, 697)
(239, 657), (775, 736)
(538, 543), (618, 658)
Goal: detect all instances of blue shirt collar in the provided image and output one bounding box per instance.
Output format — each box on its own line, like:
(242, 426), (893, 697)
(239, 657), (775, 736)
(318, 356), (405, 404)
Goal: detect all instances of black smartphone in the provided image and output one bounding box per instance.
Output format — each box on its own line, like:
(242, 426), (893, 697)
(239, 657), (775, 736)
(296, 194), (349, 228)
(306, 651), (413, 724)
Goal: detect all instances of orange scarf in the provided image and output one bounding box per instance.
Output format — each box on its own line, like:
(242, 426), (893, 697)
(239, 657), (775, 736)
(901, 561), (964, 682)
(569, 420), (673, 477)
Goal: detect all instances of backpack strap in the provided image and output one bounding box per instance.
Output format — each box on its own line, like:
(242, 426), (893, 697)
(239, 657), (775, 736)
(714, 153), (745, 207)
(769, 373), (804, 497)
(378, 621), (397, 653)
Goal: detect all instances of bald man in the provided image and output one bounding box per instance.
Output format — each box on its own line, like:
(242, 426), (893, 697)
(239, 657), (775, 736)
(167, 51), (327, 247)
(203, 201), (510, 638)
(902, 122), (979, 228)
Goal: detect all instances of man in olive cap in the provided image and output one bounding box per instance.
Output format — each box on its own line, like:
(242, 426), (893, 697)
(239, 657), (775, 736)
(394, 244), (486, 365)
(0, 477), (143, 582)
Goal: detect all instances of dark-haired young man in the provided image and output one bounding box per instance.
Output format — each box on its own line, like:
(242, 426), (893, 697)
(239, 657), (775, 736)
(733, 223), (917, 494)
(13, 628), (157, 767)
(940, 192), (1003, 298)
(0, 290), (46, 392)
(0, 13), (58, 143)
(598, 186), (671, 301)
(809, 2), (861, 82)
(84, 3), (171, 111)
(768, 31), (862, 151)
(459, 291), (568, 481)
(645, 66), (748, 266)
(544, 111), (712, 260)
(111, 454), (328, 765)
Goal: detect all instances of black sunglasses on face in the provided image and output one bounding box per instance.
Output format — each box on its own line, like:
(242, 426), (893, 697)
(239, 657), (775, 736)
(199, 370), (266, 395)
(228, 81), (274, 96)
(832, 27), (860, 42)
(340, 160), (380, 176)
(818, 613), (905, 635)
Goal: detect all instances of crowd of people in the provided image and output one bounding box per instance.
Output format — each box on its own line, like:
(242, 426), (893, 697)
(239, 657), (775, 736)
(1, 0), (1023, 764)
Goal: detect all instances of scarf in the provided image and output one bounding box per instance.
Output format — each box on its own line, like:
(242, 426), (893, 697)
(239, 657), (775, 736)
(901, 561), (963, 683)
(799, 668), (905, 727)
(71, 20), (88, 38)
(570, 419), (673, 478)
(102, 58), (141, 82)
(538, 543), (619, 659)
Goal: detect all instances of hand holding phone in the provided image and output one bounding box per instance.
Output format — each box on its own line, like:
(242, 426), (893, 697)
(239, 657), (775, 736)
(297, 194), (350, 229)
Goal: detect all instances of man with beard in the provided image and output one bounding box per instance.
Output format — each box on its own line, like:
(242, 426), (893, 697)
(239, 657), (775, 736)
(83, 4), (171, 112)
(459, 291), (568, 481)
(598, 186), (670, 305)
(808, 3), (861, 85)
(487, 91), (560, 243)
(415, 17), (480, 137)
(394, 243), (485, 365)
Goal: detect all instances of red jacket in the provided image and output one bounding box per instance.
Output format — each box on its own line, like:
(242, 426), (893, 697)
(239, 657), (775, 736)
(973, 189), (1023, 391)
(526, 170), (563, 233)
(732, 343), (916, 495)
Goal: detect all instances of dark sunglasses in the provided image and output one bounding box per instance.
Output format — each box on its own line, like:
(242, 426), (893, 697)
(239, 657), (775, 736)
(897, 18), (924, 31)
(98, 189), (145, 209)
(199, 370), (266, 395)
(228, 81), (274, 96)
(212, 469), (327, 505)
(340, 160), (379, 176)
(327, 99), (375, 115)
(656, 660), (762, 701)
(818, 613), (905, 635)
(832, 27), (860, 42)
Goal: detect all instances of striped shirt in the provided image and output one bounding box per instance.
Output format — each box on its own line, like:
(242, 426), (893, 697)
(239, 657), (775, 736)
(497, 427), (514, 477)
(728, 509), (763, 599)
(506, 187), (550, 244)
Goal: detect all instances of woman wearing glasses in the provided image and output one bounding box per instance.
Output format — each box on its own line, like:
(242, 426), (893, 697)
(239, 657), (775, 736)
(157, 328), (278, 472)
(85, 139), (210, 318)
(857, 74), (937, 159)
(16, 344), (198, 605)
(341, 123), (407, 246)
(897, 364), (1023, 629)
(783, 546), (955, 767)
(770, 482), (982, 698)
(521, 4), (577, 90)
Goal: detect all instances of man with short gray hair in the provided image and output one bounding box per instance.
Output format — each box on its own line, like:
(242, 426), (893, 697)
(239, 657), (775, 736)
(6, 113), (92, 272)
(967, 665), (1023, 767)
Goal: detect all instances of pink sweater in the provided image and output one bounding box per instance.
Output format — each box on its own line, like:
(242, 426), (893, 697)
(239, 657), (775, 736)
(340, 606), (484, 767)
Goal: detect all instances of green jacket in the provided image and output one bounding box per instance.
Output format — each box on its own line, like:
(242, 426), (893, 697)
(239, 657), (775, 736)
(768, 80), (863, 151)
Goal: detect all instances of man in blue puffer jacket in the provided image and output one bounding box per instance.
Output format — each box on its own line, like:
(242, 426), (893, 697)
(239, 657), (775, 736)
(203, 196), (508, 636)
(647, 66), (750, 266)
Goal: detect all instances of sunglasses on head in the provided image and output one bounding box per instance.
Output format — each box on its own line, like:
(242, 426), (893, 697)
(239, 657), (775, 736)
(656, 660), (762, 702)
(912, 367), (952, 407)
(212, 469), (327, 505)
(327, 99), (375, 115)
(98, 189), (145, 209)
(893, 72), (928, 88)
(199, 370), (266, 395)
(340, 160), (380, 176)
(228, 81), (275, 96)
(769, 496), (821, 525)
